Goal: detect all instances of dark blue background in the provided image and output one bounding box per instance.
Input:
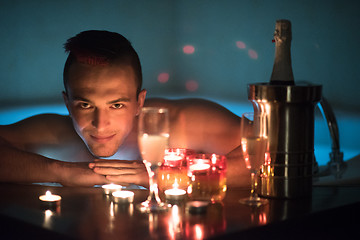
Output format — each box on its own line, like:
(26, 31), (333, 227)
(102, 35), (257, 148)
(1, 0), (359, 111)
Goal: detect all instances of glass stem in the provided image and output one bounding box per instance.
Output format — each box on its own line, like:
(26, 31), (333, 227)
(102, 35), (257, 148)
(145, 162), (162, 204)
(250, 170), (258, 200)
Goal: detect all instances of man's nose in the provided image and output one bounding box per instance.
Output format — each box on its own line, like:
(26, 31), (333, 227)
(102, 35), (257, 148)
(92, 108), (110, 130)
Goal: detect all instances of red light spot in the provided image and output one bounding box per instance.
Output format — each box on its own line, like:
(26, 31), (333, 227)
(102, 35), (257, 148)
(248, 49), (258, 59)
(157, 72), (169, 83)
(236, 41), (246, 49)
(183, 45), (195, 54)
(185, 80), (199, 92)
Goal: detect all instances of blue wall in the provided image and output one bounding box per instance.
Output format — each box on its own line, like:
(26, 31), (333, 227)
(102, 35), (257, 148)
(0, 0), (360, 111)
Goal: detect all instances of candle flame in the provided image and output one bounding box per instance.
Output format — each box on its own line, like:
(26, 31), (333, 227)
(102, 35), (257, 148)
(211, 154), (217, 164)
(172, 178), (179, 189)
(45, 190), (52, 197)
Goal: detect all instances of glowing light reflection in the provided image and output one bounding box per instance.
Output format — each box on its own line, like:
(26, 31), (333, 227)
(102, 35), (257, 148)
(259, 212), (267, 225)
(168, 205), (182, 240)
(158, 72), (170, 83)
(248, 49), (258, 59)
(43, 209), (53, 228)
(110, 201), (115, 217)
(236, 41), (246, 49)
(183, 45), (195, 54)
(185, 80), (199, 92)
(194, 224), (204, 240)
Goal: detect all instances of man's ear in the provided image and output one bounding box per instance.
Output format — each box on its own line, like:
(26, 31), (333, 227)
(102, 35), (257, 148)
(136, 89), (147, 116)
(62, 91), (71, 115)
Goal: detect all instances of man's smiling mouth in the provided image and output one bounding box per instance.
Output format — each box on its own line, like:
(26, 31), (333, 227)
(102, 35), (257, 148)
(90, 134), (116, 143)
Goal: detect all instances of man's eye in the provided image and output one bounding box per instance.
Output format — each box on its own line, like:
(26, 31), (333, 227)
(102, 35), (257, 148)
(111, 103), (124, 109)
(79, 103), (92, 109)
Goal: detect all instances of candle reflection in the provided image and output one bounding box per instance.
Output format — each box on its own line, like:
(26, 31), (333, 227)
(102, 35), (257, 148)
(194, 224), (204, 240)
(107, 201), (116, 232)
(168, 205), (183, 240)
(109, 197), (134, 217)
(110, 201), (115, 218)
(259, 212), (267, 224)
(148, 213), (159, 236)
(43, 209), (53, 229)
(250, 205), (269, 225)
(184, 202), (226, 239)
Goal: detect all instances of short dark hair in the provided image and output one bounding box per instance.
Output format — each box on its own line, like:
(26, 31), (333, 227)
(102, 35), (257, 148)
(63, 30), (142, 96)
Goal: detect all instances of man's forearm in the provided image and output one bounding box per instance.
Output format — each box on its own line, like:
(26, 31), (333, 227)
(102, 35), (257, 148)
(0, 141), (108, 186)
(0, 142), (63, 184)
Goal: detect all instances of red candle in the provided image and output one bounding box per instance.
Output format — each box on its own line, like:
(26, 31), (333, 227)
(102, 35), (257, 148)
(187, 154), (227, 202)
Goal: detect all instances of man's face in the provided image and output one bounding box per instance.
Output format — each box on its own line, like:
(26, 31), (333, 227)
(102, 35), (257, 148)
(63, 62), (145, 158)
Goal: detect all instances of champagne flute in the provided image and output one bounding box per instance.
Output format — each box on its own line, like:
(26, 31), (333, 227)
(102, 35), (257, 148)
(137, 107), (170, 212)
(239, 112), (268, 207)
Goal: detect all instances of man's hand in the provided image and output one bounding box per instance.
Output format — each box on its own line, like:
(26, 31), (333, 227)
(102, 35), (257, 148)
(58, 162), (110, 187)
(89, 159), (149, 188)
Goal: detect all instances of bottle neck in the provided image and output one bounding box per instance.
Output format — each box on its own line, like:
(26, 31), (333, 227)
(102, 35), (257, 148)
(269, 19), (294, 85)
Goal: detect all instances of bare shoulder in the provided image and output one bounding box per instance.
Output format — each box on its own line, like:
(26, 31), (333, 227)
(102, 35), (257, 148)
(0, 114), (76, 148)
(145, 97), (239, 119)
(145, 98), (241, 154)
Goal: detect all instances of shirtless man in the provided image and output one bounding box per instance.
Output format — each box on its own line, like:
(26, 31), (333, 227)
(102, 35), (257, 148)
(0, 30), (248, 188)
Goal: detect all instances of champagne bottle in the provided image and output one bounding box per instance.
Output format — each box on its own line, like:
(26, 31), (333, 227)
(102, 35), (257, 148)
(270, 19), (294, 85)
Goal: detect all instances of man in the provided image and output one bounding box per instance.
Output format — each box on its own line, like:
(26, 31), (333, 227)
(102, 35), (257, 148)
(0, 30), (248, 188)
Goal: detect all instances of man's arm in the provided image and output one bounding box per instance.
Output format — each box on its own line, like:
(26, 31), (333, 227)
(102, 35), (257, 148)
(0, 114), (108, 186)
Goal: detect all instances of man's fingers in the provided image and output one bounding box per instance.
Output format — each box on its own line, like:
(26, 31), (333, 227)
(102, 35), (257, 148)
(106, 174), (148, 187)
(93, 167), (143, 175)
(89, 160), (149, 187)
(91, 160), (143, 169)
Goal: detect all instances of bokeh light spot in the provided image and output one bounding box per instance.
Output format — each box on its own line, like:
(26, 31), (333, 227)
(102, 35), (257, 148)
(236, 41), (246, 49)
(185, 80), (199, 92)
(157, 72), (169, 83)
(183, 45), (195, 54)
(248, 49), (258, 59)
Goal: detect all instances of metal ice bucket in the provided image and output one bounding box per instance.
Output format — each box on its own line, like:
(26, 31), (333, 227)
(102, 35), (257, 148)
(248, 83), (322, 198)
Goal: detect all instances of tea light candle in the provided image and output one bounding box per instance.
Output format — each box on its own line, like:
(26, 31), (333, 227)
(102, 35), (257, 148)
(164, 154), (183, 161)
(39, 191), (61, 209)
(39, 190), (62, 202)
(189, 160), (211, 172)
(164, 154), (183, 167)
(186, 201), (209, 214)
(165, 188), (187, 202)
(112, 190), (134, 204)
(102, 183), (122, 195)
